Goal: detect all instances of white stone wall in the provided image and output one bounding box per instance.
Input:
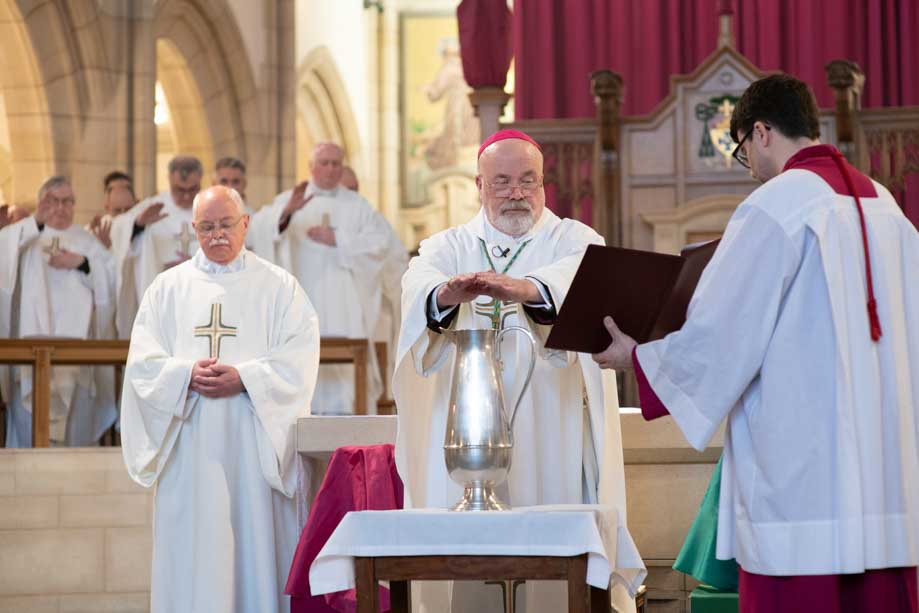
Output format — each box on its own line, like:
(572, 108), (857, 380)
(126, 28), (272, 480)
(0, 449), (153, 612)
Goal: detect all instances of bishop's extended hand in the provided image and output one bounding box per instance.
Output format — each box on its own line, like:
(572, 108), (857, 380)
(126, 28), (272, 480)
(475, 271), (541, 304)
(436, 273), (485, 309)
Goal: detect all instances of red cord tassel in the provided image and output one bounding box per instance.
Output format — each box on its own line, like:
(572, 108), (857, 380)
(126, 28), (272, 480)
(829, 150), (883, 343)
(867, 298), (882, 342)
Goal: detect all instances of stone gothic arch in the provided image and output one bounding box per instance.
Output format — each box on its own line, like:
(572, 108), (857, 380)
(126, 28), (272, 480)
(297, 46), (363, 178)
(0, 1), (65, 205)
(153, 0), (259, 183)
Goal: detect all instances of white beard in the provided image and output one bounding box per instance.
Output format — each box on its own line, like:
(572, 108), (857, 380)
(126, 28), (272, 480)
(489, 201), (536, 237)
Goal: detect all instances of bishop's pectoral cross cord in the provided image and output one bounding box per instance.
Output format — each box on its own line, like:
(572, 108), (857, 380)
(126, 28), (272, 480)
(194, 303), (237, 359)
(477, 238), (531, 329)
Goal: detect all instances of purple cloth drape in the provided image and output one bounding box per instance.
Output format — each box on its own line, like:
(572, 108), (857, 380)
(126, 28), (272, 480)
(514, 0), (919, 119)
(457, 0), (513, 88)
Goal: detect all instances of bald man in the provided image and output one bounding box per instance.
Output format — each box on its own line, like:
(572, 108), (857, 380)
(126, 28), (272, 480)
(394, 130), (642, 612)
(122, 185), (319, 613)
(248, 143), (389, 414)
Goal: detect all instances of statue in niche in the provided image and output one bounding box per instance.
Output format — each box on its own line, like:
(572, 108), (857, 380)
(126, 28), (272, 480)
(422, 38), (480, 171)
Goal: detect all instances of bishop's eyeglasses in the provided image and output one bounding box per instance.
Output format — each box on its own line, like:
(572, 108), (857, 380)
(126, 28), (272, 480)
(483, 176), (544, 198)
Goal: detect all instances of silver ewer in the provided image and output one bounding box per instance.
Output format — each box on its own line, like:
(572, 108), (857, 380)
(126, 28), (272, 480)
(442, 326), (537, 511)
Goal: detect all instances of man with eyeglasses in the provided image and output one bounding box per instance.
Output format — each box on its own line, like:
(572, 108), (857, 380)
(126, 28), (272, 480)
(0, 175), (118, 446)
(121, 185), (319, 613)
(110, 155), (204, 338)
(393, 129), (638, 613)
(248, 143), (390, 414)
(594, 74), (919, 612)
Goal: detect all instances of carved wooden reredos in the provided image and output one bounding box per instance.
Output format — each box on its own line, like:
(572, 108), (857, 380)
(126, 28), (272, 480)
(493, 46), (917, 253)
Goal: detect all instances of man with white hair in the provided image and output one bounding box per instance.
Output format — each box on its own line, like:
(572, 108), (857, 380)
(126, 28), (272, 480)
(394, 130), (641, 612)
(121, 185), (319, 613)
(110, 155), (204, 337)
(249, 143), (389, 414)
(0, 176), (117, 446)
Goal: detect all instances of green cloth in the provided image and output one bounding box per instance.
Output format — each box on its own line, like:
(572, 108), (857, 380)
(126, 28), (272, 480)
(673, 456), (739, 590)
(689, 585), (739, 613)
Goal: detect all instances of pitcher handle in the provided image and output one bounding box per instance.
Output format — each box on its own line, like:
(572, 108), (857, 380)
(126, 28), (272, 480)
(496, 325), (537, 430)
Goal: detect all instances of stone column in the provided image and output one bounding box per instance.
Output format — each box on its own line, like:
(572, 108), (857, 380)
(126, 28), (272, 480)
(468, 87), (512, 141)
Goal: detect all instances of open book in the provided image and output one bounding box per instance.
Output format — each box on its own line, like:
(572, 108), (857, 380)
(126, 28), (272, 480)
(545, 240), (720, 353)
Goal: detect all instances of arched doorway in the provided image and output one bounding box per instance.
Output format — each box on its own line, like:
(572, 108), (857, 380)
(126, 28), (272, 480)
(154, 0), (255, 193)
(0, 0), (55, 206)
(155, 38), (215, 193)
(297, 47), (363, 180)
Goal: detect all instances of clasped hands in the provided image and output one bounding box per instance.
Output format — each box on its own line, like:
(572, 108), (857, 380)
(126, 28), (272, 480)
(189, 358), (245, 398)
(436, 271), (541, 309)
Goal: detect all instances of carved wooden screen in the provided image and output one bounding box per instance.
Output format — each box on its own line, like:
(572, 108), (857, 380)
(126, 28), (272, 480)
(504, 118), (598, 228)
(857, 110), (919, 229)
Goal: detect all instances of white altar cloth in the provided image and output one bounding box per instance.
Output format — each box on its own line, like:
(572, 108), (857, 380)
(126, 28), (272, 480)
(309, 504), (646, 597)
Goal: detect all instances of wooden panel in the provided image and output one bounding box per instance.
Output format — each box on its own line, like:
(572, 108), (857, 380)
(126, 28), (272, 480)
(31, 347), (52, 448)
(0, 338), (372, 443)
(374, 555), (572, 581)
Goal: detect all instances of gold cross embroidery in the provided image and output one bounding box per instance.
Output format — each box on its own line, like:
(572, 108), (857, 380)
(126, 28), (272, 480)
(175, 222), (194, 257)
(473, 296), (517, 330)
(42, 237), (62, 257)
(194, 303), (237, 359)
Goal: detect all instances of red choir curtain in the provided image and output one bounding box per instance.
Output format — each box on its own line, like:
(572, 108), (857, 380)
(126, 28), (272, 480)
(458, 0), (513, 88)
(514, 0), (919, 119)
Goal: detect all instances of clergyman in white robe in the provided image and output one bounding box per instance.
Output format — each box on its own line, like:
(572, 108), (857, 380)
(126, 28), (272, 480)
(248, 183), (388, 413)
(0, 195), (117, 446)
(110, 157), (203, 338)
(121, 186), (320, 613)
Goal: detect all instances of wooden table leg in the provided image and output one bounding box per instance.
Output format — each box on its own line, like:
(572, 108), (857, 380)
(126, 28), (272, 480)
(356, 557), (379, 613)
(589, 585), (609, 612)
(354, 343), (368, 415)
(31, 346), (53, 447)
(567, 554), (589, 613)
(390, 579), (411, 613)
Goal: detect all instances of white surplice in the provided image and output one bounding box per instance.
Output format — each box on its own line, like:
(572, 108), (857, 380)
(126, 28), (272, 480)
(394, 209), (640, 613)
(120, 248), (319, 613)
(248, 185), (387, 413)
(0, 217), (117, 446)
(110, 191), (200, 338)
(636, 166), (919, 576)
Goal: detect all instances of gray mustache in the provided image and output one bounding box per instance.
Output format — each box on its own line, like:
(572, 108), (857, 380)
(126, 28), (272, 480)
(208, 238), (230, 247)
(500, 201), (532, 213)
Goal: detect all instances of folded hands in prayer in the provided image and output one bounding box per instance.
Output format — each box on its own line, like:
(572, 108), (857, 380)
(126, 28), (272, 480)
(189, 358), (246, 398)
